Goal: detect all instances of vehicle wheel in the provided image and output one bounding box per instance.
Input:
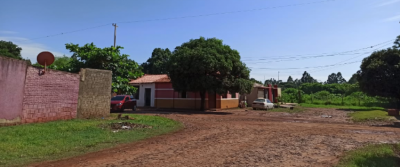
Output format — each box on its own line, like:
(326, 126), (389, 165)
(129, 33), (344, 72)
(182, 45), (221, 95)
(132, 105), (137, 111)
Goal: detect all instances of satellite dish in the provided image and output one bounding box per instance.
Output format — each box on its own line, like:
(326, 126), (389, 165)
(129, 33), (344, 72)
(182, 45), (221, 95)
(36, 51), (55, 75)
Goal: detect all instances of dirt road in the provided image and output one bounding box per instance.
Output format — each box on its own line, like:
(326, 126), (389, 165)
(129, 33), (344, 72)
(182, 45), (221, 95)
(33, 108), (400, 167)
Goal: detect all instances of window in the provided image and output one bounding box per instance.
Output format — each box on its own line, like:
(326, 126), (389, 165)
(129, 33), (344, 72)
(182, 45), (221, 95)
(111, 96), (125, 101)
(267, 99), (272, 103)
(231, 92), (236, 98)
(180, 91), (187, 98)
(125, 97), (129, 102)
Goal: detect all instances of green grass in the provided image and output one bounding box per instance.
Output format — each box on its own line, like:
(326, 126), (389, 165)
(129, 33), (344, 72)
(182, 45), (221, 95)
(299, 103), (384, 110)
(337, 144), (400, 167)
(299, 103), (395, 122)
(349, 110), (394, 122)
(0, 114), (183, 167)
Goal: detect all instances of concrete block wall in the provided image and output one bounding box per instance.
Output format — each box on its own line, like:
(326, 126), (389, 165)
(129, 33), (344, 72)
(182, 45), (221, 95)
(0, 56), (27, 124)
(77, 68), (112, 118)
(21, 66), (80, 123)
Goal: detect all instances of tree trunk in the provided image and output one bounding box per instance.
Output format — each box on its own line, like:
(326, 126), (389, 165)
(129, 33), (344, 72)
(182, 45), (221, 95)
(200, 91), (206, 111)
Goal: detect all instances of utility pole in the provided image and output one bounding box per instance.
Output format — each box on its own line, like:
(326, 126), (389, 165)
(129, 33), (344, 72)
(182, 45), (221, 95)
(112, 23), (118, 48)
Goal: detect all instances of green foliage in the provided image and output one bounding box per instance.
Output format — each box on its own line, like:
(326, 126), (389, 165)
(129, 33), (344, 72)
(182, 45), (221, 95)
(0, 114), (182, 167)
(349, 110), (393, 122)
(348, 73), (358, 84)
(282, 88), (301, 103)
(32, 55), (71, 71)
(287, 76), (294, 83)
(264, 78), (282, 86)
(300, 71), (317, 83)
(394, 35), (400, 49)
(65, 43), (143, 94)
(167, 37), (253, 110)
(141, 48), (172, 74)
(0, 40), (22, 60)
(357, 47), (400, 106)
(326, 72), (347, 84)
(250, 78), (263, 85)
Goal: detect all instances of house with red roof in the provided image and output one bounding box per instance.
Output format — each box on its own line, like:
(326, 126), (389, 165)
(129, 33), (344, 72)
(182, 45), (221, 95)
(129, 74), (239, 110)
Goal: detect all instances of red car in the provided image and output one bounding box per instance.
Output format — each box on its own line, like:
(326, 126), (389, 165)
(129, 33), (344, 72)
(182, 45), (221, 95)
(110, 95), (137, 112)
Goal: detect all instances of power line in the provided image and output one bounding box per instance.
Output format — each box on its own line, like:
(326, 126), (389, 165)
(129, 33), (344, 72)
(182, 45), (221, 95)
(242, 39), (395, 62)
(282, 42), (394, 76)
(23, 0), (337, 41)
(249, 60), (361, 70)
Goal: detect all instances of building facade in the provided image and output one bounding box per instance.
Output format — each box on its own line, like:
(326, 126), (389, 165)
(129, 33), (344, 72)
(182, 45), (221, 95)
(129, 74), (239, 110)
(241, 83), (281, 106)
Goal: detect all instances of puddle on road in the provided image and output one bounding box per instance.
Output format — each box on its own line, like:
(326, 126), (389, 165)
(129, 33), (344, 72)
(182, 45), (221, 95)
(346, 130), (395, 135)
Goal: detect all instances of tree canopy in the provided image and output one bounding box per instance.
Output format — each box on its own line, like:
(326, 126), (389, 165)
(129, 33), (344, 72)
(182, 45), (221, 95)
(0, 40), (22, 60)
(287, 76), (294, 83)
(65, 43), (143, 94)
(300, 71), (317, 83)
(250, 78), (263, 85)
(167, 37), (253, 110)
(357, 46), (400, 106)
(348, 73), (358, 84)
(140, 48), (172, 74)
(326, 72), (347, 84)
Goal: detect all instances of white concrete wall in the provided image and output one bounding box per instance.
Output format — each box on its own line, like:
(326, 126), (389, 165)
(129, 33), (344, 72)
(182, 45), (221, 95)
(133, 83), (155, 107)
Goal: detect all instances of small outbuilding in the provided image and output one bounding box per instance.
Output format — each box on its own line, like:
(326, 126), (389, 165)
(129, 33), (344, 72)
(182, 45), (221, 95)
(241, 83), (281, 106)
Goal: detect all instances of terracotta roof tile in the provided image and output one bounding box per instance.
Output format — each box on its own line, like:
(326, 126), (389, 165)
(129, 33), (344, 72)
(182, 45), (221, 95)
(129, 74), (170, 84)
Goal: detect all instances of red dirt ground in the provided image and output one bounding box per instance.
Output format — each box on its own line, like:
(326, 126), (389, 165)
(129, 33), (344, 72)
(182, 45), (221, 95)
(31, 108), (400, 167)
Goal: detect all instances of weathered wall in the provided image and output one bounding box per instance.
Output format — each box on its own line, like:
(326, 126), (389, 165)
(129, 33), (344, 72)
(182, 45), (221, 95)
(77, 68), (112, 118)
(0, 56), (27, 123)
(220, 99), (239, 109)
(22, 66), (80, 123)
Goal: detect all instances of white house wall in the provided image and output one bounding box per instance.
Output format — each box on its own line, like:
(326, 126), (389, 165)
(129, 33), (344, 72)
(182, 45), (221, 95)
(135, 83), (155, 107)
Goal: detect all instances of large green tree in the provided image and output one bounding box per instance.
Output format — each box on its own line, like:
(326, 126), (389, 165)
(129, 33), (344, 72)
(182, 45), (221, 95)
(287, 76), (294, 83)
(65, 43), (143, 94)
(167, 37), (253, 110)
(326, 72), (347, 84)
(0, 40), (22, 59)
(33, 55), (71, 71)
(348, 73), (358, 84)
(300, 71), (317, 83)
(141, 48), (172, 74)
(357, 45), (400, 107)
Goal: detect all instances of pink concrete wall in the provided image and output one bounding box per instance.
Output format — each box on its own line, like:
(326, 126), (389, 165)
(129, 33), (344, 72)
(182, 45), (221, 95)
(0, 56), (27, 122)
(21, 66), (80, 123)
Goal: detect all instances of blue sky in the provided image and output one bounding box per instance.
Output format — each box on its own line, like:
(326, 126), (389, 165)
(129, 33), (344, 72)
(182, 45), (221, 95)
(1, 0), (399, 82)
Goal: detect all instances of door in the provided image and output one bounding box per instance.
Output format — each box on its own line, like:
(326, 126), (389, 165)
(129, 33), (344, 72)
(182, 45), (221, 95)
(145, 88), (151, 107)
(208, 92), (216, 109)
(257, 90), (264, 99)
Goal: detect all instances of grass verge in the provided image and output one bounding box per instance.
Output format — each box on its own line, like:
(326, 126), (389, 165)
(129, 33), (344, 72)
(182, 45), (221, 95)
(349, 110), (394, 122)
(299, 103), (384, 110)
(0, 114), (182, 167)
(299, 103), (394, 122)
(336, 144), (400, 167)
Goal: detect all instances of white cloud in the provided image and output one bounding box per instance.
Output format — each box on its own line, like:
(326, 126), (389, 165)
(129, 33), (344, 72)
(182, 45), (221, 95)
(0, 36), (67, 63)
(0, 30), (17, 34)
(377, 0), (400, 7)
(383, 14), (400, 22)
